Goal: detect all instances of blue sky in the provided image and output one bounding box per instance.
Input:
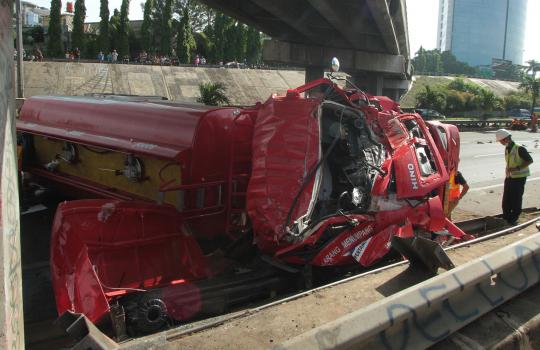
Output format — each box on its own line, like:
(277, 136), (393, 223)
(28, 0), (540, 63)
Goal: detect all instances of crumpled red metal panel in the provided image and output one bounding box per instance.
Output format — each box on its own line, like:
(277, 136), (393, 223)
(247, 96), (321, 253)
(51, 199), (209, 322)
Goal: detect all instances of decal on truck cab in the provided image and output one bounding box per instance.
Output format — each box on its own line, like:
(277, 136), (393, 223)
(408, 163), (419, 190)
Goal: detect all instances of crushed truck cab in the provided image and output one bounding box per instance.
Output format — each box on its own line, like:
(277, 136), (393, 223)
(17, 77), (468, 335)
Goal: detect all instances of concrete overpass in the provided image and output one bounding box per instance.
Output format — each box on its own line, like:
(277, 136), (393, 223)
(198, 0), (411, 99)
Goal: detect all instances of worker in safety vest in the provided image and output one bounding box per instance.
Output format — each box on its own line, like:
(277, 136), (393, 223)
(495, 129), (534, 225)
(446, 170), (469, 220)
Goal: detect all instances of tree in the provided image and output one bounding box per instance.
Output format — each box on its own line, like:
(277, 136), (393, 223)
(245, 26), (261, 65)
(174, 0), (214, 32)
(176, 7), (195, 63)
(523, 60), (540, 113)
(415, 85), (446, 111)
(30, 26), (45, 44)
(47, 0), (63, 57)
(109, 9), (121, 51)
(197, 82), (230, 106)
(98, 0), (110, 53)
(159, 0), (173, 55)
(140, 0), (155, 53)
(72, 0), (86, 54)
(117, 0), (130, 57)
(211, 13), (231, 63)
(519, 76), (539, 113)
(233, 23), (246, 62)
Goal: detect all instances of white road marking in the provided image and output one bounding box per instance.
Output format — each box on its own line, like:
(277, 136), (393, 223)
(474, 153), (504, 158)
(470, 177), (540, 192)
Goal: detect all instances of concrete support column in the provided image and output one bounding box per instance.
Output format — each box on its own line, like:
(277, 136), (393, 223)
(305, 66), (325, 84)
(0, 6), (24, 350)
(352, 72), (384, 96)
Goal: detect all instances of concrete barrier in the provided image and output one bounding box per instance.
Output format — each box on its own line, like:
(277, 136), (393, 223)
(277, 221), (540, 350)
(21, 62), (306, 105)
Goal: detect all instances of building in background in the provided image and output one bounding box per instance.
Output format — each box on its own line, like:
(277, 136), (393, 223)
(21, 1), (50, 26)
(437, 0), (528, 67)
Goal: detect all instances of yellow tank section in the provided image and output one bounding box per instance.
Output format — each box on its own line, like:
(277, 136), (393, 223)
(31, 136), (182, 206)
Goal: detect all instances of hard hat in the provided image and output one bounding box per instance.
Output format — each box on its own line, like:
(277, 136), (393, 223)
(495, 129), (511, 141)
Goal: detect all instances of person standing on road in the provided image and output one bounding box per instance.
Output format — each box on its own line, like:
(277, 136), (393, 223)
(446, 170), (469, 220)
(495, 129), (534, 225)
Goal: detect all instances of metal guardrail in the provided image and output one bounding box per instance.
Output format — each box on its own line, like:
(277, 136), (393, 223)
(443, 119), (512, 129)
(276, 218), (540, 350)
(442, 119), (540, 129)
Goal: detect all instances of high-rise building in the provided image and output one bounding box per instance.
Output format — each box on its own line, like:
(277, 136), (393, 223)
(437, 0), (528, 67)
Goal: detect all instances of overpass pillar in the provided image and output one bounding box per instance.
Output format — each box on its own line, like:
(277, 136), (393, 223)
(305, 66), (325, 84)
(352, 72), (384, 96)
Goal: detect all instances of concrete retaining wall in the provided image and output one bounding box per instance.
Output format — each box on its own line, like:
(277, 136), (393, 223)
(22, 62), (306, 105)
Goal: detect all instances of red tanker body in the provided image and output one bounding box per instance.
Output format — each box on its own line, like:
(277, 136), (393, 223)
(17, 76), (470, 336)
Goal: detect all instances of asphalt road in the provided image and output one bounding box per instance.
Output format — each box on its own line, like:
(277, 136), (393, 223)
(456, 129), (540, 217)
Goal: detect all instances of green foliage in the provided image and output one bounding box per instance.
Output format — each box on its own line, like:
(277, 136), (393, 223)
(246, 27), (261, 65)
(174, 0), (214, 32)
(47, 0), (63, 57)
(109, 9), (121, 51)
(160, 0), (173, 55)
(522, 60), (540, 112)
(98, 0), (110, 52)
(117, 0), (130, 57)
(413, 48), (479, 76)
(72, 0), (86, 53)
(447, 77), (481, 95)
(520, 76), (540, 111)
(503, 93), (531, 110)
(194, 32), (211, 58)
(30, 26), (45, 44)
(85, 33), (99, 58)
(233, 23), (246, 62)
(141, 0), (155, 52)
(211, 13), (232, 63)
(416, 85), (446, 111)
(414, 77), (523, 115)
(197, 82), (230, 106)
(176, 7), (196, 63)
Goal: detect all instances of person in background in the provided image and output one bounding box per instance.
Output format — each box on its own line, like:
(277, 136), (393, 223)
(111, 49), (118, 63)
(531, 112), (538, 133)
(97, 51), (104, 63)
(495, 129), (534, 225)
(446, 170), (469, 220)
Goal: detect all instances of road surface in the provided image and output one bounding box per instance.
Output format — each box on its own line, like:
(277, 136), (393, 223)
(456, 129), (540, 217)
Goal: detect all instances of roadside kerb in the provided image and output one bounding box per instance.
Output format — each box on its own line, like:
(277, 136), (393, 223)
(275, 229), (540, 350)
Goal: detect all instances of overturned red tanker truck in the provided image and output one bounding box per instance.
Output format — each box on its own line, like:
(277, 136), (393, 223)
(17, 75), (469, 337)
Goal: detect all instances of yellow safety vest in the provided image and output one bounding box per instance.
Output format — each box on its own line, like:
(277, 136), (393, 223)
(505, 143), (530, 178)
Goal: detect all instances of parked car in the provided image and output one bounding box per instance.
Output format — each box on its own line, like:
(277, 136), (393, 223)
(533, 106), (540, 116)
(414, 108), (446, 120)
(508, 109), (531, 119)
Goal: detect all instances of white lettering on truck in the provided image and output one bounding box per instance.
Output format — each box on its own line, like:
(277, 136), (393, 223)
(408, 163), (418, 190)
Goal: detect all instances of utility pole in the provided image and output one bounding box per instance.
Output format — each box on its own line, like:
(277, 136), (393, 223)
(16, 0), (24, 98)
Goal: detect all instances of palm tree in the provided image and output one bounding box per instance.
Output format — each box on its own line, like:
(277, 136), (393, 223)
(197, 82), (230, 106)
(523, 60), (540, 113)
(525, 59), (540, 78)
(519, 76), (539, 113)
